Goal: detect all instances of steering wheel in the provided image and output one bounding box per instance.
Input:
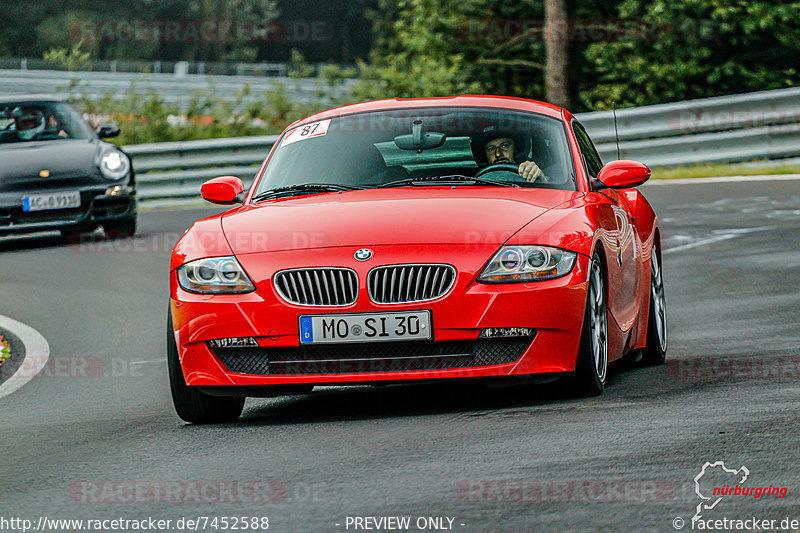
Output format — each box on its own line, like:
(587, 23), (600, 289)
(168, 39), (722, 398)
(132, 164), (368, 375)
(474, 163), (520, 178)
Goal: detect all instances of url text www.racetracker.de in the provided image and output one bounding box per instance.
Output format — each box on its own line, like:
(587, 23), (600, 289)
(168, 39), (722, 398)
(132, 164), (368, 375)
(0, 516), (270, 532)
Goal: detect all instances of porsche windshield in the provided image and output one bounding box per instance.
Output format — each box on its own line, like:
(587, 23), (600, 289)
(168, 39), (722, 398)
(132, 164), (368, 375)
(255, 107), (577, 194)
(0, 101), (93, 144)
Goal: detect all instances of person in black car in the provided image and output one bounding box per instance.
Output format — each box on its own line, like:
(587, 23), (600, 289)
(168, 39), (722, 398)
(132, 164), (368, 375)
(2, 107), (46, 142)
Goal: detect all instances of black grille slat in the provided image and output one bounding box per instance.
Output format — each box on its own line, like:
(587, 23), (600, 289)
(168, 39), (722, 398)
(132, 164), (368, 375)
(301, 271), (313, 303)
(368, 264), (456, 304)
(422, 267), (433, 300)
(275, 268), (358, 306)
(212, 338), (532, 375)
(287, 273), (301, 302)
(389, 268), (398, 302)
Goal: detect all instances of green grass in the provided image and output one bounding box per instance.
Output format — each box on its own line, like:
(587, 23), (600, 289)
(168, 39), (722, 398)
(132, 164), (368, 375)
(651, 162), (800, 180)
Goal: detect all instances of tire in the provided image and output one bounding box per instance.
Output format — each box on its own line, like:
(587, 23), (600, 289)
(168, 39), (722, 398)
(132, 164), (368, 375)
(569, 254), (608, 397)
(104, 216), (137, 239)
(641, 244), (667, 365)
(167, 310), (244, 424)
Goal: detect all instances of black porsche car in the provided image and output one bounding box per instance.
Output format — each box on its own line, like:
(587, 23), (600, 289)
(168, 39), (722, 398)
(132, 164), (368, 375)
(0, 95), (136, 239)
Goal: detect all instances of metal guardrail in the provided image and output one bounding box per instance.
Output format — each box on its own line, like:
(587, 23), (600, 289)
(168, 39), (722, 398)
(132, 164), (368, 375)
(581, 86), (800, 166)
(126, 87), (800, 207)
(126, 136), (278, 208)
(0, 69), (355, 108)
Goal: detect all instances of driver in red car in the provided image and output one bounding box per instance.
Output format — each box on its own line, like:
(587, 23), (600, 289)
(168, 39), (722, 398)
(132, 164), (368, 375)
(484, 136), (551, 183)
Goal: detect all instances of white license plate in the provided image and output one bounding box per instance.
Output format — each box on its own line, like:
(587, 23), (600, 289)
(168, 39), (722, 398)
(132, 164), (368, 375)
(299, 311), (432, 344)
(22, 191), (81, 212)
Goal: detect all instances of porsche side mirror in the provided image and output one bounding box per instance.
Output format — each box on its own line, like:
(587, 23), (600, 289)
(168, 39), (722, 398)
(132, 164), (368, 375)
(96, 125), (121, 139)
(595, 160), (651, 189)
(201, 176), (245, 204)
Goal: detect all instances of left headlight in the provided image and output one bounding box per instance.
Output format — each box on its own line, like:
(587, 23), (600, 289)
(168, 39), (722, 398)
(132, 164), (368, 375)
(99, 150), (131, 180)
(177, 257), (255, 294)
(478, 245), (577, 283)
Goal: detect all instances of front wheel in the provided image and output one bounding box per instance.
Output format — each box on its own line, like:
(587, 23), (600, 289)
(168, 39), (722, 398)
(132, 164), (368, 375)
(104, 216), (137, 239)
(167, 311), (244, 424)
(641, 245), (667, 365)
(569, 254), (608, 396)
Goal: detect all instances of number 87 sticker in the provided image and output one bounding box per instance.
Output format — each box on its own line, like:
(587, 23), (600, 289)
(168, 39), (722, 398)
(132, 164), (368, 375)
(281, 119), (331, 147)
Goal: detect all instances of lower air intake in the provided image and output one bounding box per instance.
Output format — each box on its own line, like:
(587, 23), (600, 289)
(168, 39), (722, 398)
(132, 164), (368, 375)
(212, 337), (533, 375)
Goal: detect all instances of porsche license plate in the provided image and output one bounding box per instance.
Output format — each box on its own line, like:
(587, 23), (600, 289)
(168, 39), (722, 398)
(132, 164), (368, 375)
(299, 311), (432, 344)
(22, 191), (81, 212)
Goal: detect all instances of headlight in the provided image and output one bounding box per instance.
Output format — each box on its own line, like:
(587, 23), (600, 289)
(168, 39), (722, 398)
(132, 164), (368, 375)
(99, 150), (131, 180)
(478, 245), (577, 283)
(177, 257), (255, 294)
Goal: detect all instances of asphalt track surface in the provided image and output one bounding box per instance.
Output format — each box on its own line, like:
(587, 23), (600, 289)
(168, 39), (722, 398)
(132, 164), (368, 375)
(0, 178), (798, 532)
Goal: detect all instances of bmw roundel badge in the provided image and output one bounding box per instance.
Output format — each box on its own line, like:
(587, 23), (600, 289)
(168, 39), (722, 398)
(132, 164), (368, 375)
(354, 248), (373, 261)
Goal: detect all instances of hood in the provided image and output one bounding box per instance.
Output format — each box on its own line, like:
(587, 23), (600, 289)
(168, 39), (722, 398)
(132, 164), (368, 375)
(221, 187), (580, 253)
(0, 139), (106, 193)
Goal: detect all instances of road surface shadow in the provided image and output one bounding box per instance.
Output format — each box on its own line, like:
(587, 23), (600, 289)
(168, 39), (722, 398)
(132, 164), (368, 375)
(237, 375), (617, 426)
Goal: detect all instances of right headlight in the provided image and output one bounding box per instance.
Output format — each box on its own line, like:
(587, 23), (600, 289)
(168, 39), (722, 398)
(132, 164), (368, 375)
(98, 150), (131, 180)
(478, 245), (577, 283)
(177, 256), (255, 294)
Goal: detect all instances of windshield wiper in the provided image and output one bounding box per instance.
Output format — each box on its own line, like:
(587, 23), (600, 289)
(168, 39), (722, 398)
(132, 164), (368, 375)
(251, 183), (366, 202)
(378, 175), (518, 188)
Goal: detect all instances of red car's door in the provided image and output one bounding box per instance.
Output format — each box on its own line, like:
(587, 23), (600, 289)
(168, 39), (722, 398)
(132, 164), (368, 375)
(602, 189), (641, 332)
(571, 120), (641, 334)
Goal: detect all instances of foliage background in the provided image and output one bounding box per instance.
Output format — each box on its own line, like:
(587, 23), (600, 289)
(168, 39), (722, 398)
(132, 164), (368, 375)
(5, 0), (799, 142)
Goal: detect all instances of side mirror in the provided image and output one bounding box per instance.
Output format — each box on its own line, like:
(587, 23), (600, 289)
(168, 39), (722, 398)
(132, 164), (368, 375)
(96, 125), (120, 139)
(201, 176), (245, 205)
(596, 160), (651, 189)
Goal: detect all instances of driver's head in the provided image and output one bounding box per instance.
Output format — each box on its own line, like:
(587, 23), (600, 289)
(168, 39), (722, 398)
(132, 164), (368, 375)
(484, 137), (516, 165)
(14, 108), (45, 141)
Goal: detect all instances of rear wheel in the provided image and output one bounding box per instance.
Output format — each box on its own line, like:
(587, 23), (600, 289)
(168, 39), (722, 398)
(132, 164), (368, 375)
(167, 311), (244, 424)
(569, 254), (608, 396)
(641, 245), (667, 365)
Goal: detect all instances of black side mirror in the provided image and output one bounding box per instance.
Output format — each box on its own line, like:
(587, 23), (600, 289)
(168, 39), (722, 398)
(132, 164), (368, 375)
(96, 125), (121, 139)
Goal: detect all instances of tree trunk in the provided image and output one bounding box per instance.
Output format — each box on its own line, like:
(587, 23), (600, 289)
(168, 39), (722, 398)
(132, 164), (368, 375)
(544, 0), (571, 108)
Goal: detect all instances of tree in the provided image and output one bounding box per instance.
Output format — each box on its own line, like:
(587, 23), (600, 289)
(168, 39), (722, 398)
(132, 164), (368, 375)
(544, 0), (570, 108)
(583, 0), (800, 109)
(354, 0), (549, 102)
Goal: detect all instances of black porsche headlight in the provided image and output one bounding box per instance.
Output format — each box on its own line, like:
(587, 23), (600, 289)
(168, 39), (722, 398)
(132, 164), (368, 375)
(478, 245), (577, 283)
(177, 257), (255, 294)
(99, 150), (131, 180)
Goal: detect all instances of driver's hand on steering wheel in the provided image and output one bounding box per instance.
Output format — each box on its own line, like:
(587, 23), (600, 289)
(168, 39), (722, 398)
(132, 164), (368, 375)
(518, 161), (548, 183)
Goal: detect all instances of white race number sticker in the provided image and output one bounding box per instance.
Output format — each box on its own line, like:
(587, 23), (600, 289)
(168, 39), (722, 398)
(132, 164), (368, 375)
(281, 119), (331, 147)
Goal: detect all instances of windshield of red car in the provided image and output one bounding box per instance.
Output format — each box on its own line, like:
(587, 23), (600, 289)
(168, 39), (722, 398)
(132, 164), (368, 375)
(0, 101), (93, 144)
(254, 107), (577, 194)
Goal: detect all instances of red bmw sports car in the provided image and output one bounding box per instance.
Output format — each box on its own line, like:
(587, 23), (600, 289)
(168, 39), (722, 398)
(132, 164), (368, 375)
(168, 96), (667, 423)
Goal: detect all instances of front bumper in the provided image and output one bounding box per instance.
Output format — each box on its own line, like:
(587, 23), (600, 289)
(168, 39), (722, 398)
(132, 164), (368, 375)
(0, 187), (136, 236)
(170, 246), (591, 387)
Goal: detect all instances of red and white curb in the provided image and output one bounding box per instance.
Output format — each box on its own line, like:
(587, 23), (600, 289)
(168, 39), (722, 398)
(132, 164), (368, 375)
(0, 314), (50, 400)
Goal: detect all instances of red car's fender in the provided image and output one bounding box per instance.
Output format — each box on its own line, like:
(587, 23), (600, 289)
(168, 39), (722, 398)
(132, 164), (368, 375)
(170, 216), (232, 271)
(503, 189), (658, 362)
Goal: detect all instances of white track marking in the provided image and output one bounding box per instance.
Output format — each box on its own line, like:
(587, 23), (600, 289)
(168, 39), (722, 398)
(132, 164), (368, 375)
(0, 315), (51, 400)
(130, 359), (167, 365)
(663, 226), (775, 255)
(647, 174), (800, 186)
